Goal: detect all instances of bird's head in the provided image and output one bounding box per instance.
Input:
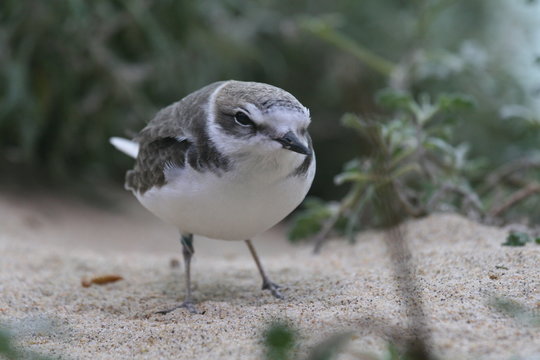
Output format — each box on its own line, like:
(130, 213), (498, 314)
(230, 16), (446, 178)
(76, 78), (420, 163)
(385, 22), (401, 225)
(208, 81), (312, 161)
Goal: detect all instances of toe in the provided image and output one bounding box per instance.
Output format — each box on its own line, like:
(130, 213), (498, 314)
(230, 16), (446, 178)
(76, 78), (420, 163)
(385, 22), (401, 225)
(262, 281), (284, 299)
(155, 301), (202, 315)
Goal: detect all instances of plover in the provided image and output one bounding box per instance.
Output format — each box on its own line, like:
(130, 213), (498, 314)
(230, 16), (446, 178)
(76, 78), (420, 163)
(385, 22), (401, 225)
(110, 80), (315, 313)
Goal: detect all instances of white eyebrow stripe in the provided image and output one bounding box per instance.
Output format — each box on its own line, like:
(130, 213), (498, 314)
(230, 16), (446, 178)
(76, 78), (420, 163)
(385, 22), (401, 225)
(264, 107), (311, 131)
(206, 81), (231, 126)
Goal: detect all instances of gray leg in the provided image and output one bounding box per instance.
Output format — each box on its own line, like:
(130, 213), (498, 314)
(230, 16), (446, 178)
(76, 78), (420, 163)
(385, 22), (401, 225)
(156, 233), (200, 314)
(245, 239), (283, 299)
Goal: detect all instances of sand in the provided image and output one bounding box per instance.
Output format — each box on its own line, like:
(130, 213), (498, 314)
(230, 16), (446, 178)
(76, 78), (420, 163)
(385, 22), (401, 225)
(0, 191), (539, 359)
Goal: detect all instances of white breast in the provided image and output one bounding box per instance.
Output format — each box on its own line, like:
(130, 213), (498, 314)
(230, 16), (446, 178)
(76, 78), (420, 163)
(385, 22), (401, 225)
(135, 151), (315, 240)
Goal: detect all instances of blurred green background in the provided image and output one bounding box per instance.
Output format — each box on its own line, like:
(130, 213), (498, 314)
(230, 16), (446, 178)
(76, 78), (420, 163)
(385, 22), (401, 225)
(1, 0), (539, 201)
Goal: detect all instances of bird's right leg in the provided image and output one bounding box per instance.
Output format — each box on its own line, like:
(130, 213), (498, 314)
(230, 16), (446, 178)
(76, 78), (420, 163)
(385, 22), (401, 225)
(156, 233), (199, 314)
(245, 239), (283, 299)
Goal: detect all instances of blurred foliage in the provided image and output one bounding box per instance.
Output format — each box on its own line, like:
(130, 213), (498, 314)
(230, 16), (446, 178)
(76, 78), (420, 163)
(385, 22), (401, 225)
(284, 0), (540, 246)
(2, 0), (299, 184)
(264, 322), (297, 360)
(292, 82), (540, 246)
(263, 321), (351, 360)
(0, 0), (374, 189)
(490, 297), (540, 328)
(263, 321), (437, 360)
(502, 231), (540, 247)
(0, 326), (51, 360)
(288, 198), (348, 242)
(292, 89), (481, 247)
(1, 0), (540, 230)
(1, 0), (538, 196)
(0, 329), (17, 360)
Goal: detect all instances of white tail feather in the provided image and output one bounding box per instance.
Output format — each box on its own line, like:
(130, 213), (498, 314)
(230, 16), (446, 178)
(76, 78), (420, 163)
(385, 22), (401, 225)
(110, 137), (139, 158)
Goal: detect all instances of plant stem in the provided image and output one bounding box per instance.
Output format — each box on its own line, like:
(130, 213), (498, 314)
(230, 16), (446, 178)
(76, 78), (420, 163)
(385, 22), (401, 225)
(489, 182), (540, 218)
(300, 18), (395, 77)
(480, 158), (540, 196)
(313, 184), (365, 254)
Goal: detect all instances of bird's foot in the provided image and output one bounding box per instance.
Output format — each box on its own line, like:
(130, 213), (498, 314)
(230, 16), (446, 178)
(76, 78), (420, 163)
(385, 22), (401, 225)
(262, 280), (284, 299)
(155, 301), (201, 315)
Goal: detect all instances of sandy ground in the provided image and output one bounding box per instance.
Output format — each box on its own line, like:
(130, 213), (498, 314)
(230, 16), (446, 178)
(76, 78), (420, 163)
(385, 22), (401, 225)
(0, 190), (539, 360)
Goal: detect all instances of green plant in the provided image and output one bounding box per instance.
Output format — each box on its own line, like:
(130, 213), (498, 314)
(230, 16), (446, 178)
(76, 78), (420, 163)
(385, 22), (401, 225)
(289, 89), (478, 251)
(502, 231), (540, 247)
(262, 321), (437, 360)
(289, 1), (540, 250)
(292, 85), (540, 251)
(264, 322), (297, 360)
(287, 198), (349, 242)
(0, 329), (18, 360)
(0, 326), (52, 360)
(490, 297), (540, 327)
(1, 0), (334, 184)
(263, 321), (351, 360)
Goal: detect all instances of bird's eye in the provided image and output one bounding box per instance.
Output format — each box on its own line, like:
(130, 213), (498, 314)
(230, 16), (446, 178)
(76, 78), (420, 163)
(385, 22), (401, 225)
(234, 112), (255, 127)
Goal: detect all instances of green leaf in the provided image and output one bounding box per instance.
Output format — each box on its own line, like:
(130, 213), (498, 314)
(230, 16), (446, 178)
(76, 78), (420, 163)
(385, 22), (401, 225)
(264, 322), (296, 360)
(535, 237), (540, 245)
(436, 93), (475, 112)
(344, 186), (373, 243)
(334, 171), (374, 186)
(388, 147), (416, 170)
(384, 343), (401, 360)
(342, 158), (362, 172)
(376, 89), (414, 111)
(390, 163), (421, 180)
(490, 297), (540, 327)
(424, 137), (454, 154)
(0, 329), (18, 359)
(288, 199), (333, 242)
(306, 333), (351, 360)
(340, 113), (364, 133)
(502, 232), (531, 247)
(0, 326), (53, 360)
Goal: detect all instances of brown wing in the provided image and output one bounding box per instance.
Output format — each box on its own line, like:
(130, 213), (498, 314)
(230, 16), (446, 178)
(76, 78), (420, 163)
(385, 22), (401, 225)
(125, 82), (229, 194)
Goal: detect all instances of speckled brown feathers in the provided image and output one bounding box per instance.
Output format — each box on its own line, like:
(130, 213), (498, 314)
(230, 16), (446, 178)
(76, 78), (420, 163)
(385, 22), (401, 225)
(126, 136), (190, 193)
(126, 82), (229, 193)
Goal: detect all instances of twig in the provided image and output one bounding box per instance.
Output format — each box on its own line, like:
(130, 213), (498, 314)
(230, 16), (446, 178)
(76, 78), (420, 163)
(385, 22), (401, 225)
(312, 210), (343, 255)
(426, 183), (484, 216)
(394, 180), (426, 217)
(300, 18), (395, 77)
(489, 182), (540, 218)
(480, 158), (540, 195)
(313, 185), (366, 254)
(419, 0), (464, 36)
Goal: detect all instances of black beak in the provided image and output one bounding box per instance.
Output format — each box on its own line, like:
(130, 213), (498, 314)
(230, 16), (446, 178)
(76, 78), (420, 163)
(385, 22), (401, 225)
(274, 131), (311, 156)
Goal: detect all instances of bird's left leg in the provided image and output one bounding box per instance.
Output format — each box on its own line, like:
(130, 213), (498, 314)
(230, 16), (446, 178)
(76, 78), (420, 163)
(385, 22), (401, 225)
(156, 233), (200, 314)
(244, 239), (283, 299)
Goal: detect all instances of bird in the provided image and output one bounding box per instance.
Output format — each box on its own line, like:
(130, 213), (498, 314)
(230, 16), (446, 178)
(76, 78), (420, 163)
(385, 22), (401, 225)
(110, 80), (315, 314)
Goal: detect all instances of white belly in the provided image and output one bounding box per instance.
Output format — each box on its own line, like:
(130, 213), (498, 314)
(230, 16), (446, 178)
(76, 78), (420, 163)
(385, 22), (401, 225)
(135, 152), (315, 240)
